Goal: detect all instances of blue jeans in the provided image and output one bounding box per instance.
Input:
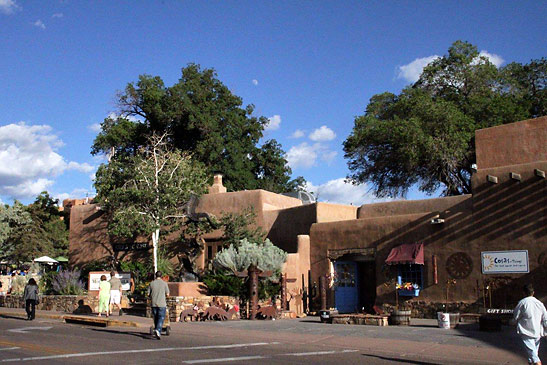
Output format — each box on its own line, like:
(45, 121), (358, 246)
(151, 307), (166, 334)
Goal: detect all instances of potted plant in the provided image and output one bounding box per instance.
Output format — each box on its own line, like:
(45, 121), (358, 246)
(396, 281), (420, 297)
(385, 279), (411, 325)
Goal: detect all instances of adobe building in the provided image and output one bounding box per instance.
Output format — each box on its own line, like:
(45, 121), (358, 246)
(67, 116), (546, 316)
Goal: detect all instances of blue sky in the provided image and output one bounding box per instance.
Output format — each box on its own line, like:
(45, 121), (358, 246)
(1, 1), (545, 206)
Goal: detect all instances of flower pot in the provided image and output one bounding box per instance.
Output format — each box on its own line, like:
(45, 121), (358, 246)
(390, 309), (411, 326)
(398, 289), (420, 297)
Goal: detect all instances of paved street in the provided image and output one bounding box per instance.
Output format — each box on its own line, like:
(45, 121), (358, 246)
(0, 310), (544, 364)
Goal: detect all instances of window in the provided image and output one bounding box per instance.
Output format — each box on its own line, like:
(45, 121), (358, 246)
(397, 264), (423, 288)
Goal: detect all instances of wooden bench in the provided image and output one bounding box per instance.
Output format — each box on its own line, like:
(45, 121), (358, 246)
(459, 313), (481, 323)
(64, 315), (109, 327)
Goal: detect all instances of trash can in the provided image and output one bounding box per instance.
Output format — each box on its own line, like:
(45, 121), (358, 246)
(437, 312), (450, 329)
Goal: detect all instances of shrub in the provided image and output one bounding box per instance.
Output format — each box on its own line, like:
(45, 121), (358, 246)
(213, 238), (287, 279)
(10, 276), (27, 295)
(51, 269), (86, 295)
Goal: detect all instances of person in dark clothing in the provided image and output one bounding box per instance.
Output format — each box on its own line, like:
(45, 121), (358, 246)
(23, 278), (39, 320)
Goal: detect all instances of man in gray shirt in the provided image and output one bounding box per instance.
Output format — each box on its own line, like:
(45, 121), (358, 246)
(148, 271), (170, 339)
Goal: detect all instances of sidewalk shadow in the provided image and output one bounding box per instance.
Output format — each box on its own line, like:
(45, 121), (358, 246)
(362, 354), (437, 364)
(89, 328), (154, 340)
(0, 314), (28, 321)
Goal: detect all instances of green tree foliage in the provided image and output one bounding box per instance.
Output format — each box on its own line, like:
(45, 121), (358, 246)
(1, 193), (69, 263)
(92, 64), (304, 193)
(0, 201), (32, 261)
(344, 41), (546, 197)
(94, 133), (209, 272)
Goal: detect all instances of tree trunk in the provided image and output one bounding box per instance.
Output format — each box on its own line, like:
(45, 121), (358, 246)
(152, 228), (160, 274)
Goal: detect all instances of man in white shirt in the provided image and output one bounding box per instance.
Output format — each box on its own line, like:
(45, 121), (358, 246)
(513, 284), (547, 365)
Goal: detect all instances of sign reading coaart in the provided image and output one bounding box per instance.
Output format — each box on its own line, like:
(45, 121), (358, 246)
(481, 250), (529, 274)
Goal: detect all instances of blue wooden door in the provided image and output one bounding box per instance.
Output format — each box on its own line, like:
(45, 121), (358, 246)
(334, 261), (359, 313)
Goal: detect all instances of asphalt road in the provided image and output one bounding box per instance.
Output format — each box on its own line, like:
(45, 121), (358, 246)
(0, 315), (539, 364)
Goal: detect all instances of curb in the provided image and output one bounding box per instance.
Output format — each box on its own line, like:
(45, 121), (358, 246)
(0, 310), (144, 328)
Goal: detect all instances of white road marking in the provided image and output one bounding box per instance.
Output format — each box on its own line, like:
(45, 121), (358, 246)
(0, 347), (20, 351)
(0, 342), (280, 362)
(283, 349), (359, 356)
(183, 356), (265, 364)
(183, 349), (359, 363)
(7, 327), (52, 334)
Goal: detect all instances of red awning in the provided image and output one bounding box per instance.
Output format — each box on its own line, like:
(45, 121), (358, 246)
(385, 243), (424, 265)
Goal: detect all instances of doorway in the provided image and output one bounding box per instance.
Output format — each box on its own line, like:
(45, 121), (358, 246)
(334, 259), (377, 314)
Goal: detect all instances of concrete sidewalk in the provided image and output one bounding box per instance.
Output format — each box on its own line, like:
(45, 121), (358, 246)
(0, 307), (148, 328)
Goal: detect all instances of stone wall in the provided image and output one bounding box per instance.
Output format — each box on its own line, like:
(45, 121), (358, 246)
(0, 294), (129, 313)
(381, 301), (483, 319)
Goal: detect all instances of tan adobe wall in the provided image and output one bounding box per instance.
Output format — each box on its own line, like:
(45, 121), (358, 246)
(263, 204), (316, 253)
(357, 195), (470, 219)
(282, 235), (311, 315)
(68, 203), (151, 268)
(475, 116), (547, 170)
(316, 202), (357, 222)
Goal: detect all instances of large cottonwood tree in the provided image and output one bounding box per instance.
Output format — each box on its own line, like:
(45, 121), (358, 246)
(344, 41), (546, 197)
(92, 64), (304, 193)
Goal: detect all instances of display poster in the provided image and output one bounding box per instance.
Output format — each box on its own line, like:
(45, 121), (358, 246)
(481, 250), (529, 274)
(88, 271), (131, 291)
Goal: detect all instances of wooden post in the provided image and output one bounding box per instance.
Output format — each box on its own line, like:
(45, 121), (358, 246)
(432, 255), (438, 284)
(319, 275), (327, 311)
(249, 265), (259, 320)
(281, 274), (287, 311)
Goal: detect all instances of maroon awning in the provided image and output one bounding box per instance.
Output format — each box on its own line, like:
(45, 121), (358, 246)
(385, 243), (424, 265)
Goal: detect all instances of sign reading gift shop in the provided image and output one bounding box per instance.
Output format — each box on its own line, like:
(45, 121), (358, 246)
(481, 250), (529, 274)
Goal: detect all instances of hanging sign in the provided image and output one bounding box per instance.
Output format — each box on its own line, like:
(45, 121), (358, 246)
(481, 250), (529, 274)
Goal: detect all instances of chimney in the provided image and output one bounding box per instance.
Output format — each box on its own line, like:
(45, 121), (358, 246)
(209, 173), (227, 194)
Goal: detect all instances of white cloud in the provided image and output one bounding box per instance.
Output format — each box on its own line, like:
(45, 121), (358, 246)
(107, 111), (140, 123)
(0, 0), (20, 14)
(478, 50), (504, 67)
(286, 143), (317, 169)
(0, 122), (94, 200)
(305, 178), (391, 206)
(67, 161), (94, 173)
(33, 19), (46, 29)
(286, 142), (336, 169)
(88, 123), (101, 133)
(252, 79), (258, 86)
(265, 115), (281, 131)
(289, 129), (305, 139)
(309, 125), (336, 142)
(397, 55), (440, 83)
(55, 188), (94, 204)
(321, 150), (337, 163)
(51, 12), (63, 18)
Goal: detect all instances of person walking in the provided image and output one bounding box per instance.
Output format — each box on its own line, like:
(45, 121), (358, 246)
(148, 271), (169, 339)
(23, 278), (39, 320)
(513, 284), (547, 365)
(98, 275), (111, 317)
(108, 271), (123, 316)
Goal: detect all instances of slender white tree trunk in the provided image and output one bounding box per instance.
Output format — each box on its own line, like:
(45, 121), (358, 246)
(152, 228), (160, 274)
